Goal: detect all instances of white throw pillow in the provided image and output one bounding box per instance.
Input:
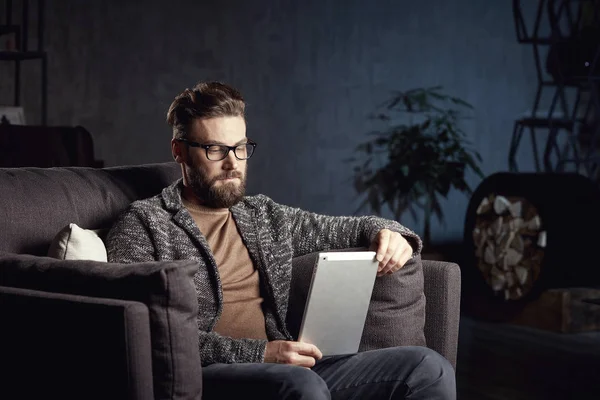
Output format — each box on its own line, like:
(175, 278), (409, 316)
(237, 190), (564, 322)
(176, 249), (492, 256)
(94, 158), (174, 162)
(48, 223), (108, 262)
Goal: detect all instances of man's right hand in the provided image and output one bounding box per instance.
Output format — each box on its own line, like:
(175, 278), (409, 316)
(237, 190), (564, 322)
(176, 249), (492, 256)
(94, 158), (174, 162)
(264, 340), (323, 368)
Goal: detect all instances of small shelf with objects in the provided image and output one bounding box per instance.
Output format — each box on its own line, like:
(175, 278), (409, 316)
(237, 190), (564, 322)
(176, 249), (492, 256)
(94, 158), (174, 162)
(0, 0), (47, 125)
(509, 0), (600, 182)
(0, 1), (102, 167)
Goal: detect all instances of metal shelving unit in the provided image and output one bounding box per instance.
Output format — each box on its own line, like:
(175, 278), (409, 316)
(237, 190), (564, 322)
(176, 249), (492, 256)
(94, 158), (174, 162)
(509, 0), (600, 182)
(0, 0), (47, 125)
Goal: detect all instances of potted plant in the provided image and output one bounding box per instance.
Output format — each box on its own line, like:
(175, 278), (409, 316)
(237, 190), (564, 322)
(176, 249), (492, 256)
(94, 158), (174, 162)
(348, 86), (484, 250)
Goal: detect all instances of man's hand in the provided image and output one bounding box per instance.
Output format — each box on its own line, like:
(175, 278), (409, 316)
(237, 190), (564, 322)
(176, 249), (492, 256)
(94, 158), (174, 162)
(371, 229), (413, 277)
(264, 340), (323, 368)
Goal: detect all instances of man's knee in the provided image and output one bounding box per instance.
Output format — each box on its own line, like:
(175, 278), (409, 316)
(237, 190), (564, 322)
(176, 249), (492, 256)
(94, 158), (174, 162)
(407, 346), (454, 373)
(273, 365), (330, 400)
(404, 347), (456, 399)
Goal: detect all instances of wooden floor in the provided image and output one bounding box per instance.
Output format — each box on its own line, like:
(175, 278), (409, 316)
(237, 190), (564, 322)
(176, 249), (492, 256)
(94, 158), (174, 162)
(456, 316), (600, 399)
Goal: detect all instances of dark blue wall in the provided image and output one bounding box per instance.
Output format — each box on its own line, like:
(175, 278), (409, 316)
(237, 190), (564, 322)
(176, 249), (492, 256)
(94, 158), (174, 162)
(1, 0), (543, 242)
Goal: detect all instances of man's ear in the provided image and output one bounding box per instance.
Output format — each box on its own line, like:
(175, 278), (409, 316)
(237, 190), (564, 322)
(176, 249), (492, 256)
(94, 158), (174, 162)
(171, 138), (184, 164)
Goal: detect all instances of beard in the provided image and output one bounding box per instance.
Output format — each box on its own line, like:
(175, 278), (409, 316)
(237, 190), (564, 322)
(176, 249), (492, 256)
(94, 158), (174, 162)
(187, 163), (247, 209)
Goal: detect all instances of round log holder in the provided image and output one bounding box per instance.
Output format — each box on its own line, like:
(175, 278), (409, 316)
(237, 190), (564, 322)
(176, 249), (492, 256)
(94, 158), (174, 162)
(463, 172), (600, 321)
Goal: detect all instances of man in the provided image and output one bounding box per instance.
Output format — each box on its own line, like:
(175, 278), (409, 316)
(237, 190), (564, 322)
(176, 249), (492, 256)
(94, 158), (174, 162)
(107, 81), (455, 399)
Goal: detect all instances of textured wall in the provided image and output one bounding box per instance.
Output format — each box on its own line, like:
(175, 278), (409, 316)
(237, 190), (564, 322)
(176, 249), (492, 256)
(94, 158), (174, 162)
(1, 0), (541, 242)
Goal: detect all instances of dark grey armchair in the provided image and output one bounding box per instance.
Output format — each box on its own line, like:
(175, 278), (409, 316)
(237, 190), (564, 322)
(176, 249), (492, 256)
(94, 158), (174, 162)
(0, 162), (460, 400)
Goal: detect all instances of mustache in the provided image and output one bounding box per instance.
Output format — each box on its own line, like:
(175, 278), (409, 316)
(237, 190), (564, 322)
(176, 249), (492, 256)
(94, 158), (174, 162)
(216, 171), (243, 180)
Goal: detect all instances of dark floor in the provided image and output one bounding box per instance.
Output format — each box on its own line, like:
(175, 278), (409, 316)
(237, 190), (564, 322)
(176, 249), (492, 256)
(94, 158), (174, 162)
(425, 240), (600, 399)
(456, 315), (600, 400)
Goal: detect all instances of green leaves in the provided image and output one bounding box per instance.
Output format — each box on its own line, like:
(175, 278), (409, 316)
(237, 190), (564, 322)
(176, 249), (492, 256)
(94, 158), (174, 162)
(348, 86), (484, 235)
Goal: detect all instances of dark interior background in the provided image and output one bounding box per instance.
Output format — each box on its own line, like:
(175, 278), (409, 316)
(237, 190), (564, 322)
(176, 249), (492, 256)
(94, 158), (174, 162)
(0, 0), (544, 243)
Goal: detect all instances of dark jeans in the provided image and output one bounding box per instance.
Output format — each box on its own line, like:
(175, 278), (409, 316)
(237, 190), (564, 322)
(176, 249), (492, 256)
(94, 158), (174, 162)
(202, 346), (456, 400)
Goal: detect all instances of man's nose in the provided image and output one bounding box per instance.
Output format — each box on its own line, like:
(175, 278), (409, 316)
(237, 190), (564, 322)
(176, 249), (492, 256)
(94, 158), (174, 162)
(222, 150), (238, 169)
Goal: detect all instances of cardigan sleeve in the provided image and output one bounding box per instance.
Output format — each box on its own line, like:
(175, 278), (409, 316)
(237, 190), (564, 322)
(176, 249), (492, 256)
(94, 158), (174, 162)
(106, 205), (157, 263)
(270, 200), (422, 258)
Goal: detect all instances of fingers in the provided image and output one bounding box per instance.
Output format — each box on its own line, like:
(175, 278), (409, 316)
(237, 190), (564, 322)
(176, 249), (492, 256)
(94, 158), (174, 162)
(284, 341), (321, 368)
(375, 230), (412, 276)
(265, 340), (322, 368)
(376, 229), (398, 272)
(295, 342), (323, 360)
(375, 230), (390, 263)
(378, 231), (397, 271)
(399, 245), (412, 267)
(377, 244), (400, 276)
(377, 242), (411, 276)
(289, 353), (318, 368)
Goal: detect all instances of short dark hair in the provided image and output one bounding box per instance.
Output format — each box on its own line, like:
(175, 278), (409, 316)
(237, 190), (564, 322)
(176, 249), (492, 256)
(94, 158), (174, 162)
(166, 81), (246, 139)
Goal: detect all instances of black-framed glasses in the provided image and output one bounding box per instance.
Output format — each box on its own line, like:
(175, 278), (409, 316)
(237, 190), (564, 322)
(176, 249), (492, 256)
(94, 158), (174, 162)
(177, 139), (257, 161)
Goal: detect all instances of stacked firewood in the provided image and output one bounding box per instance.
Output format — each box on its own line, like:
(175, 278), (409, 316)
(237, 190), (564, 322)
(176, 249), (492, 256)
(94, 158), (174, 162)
(473, 194), (546, 300)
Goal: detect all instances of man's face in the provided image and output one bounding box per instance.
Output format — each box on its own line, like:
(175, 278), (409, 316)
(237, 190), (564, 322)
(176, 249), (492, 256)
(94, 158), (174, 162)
(173, 116), (248, 208)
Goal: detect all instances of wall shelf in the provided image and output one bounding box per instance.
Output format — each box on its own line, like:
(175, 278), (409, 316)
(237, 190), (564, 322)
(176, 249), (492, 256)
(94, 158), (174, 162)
(509, 0), (600, 182)
(0, 0), (47, 125)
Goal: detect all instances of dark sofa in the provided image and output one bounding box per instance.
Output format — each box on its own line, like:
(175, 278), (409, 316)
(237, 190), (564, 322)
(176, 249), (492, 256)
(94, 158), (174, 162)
(0, 162), (461, 400)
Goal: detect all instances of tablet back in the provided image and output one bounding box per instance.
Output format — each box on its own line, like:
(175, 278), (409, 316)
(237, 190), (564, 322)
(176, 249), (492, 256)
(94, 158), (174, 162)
(297, 251), (378, 356)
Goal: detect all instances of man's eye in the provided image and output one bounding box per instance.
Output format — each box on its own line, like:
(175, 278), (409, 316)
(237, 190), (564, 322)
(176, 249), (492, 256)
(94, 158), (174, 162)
(207, 146), (226, 154)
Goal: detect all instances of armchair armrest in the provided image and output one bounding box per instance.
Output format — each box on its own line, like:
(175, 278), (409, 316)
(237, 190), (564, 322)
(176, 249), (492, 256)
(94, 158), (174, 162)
(422, 260), (461, 370)
(0, 285), (154, 400)
(0, 252), (203, 400)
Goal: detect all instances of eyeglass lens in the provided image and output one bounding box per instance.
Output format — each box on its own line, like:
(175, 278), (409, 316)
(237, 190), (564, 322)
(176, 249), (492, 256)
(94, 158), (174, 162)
(207, 144), (254, 161)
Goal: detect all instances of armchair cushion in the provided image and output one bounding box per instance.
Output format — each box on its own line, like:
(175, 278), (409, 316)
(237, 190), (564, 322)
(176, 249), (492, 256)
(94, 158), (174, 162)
(0, 253), (203, 400)
(287, 251), (426, 351)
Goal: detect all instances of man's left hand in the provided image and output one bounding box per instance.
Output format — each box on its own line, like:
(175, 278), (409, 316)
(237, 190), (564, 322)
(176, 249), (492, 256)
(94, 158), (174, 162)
(371, 229), (413, 277)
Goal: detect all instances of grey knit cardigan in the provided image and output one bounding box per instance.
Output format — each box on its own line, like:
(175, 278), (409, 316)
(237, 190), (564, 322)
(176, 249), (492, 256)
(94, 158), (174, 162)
(106, 179), (422, 366)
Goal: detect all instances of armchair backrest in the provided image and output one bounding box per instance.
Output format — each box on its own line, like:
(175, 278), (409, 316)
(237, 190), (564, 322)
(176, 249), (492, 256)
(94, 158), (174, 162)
(0, 162), (180, 255)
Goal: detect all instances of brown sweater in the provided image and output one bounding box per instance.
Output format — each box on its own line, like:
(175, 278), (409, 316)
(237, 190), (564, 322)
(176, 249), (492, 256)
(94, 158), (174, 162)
(184, 199), (267, 340)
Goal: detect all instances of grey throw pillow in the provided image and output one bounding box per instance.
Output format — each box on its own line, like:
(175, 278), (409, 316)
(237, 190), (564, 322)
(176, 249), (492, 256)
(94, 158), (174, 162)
(359, 254), (426, 350)
(287, 250), (426, 351)
(0, 253), (202, 400)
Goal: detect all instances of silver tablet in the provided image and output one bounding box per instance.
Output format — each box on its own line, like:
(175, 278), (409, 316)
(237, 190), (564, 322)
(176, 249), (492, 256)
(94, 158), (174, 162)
(297, 251), (379, 356)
